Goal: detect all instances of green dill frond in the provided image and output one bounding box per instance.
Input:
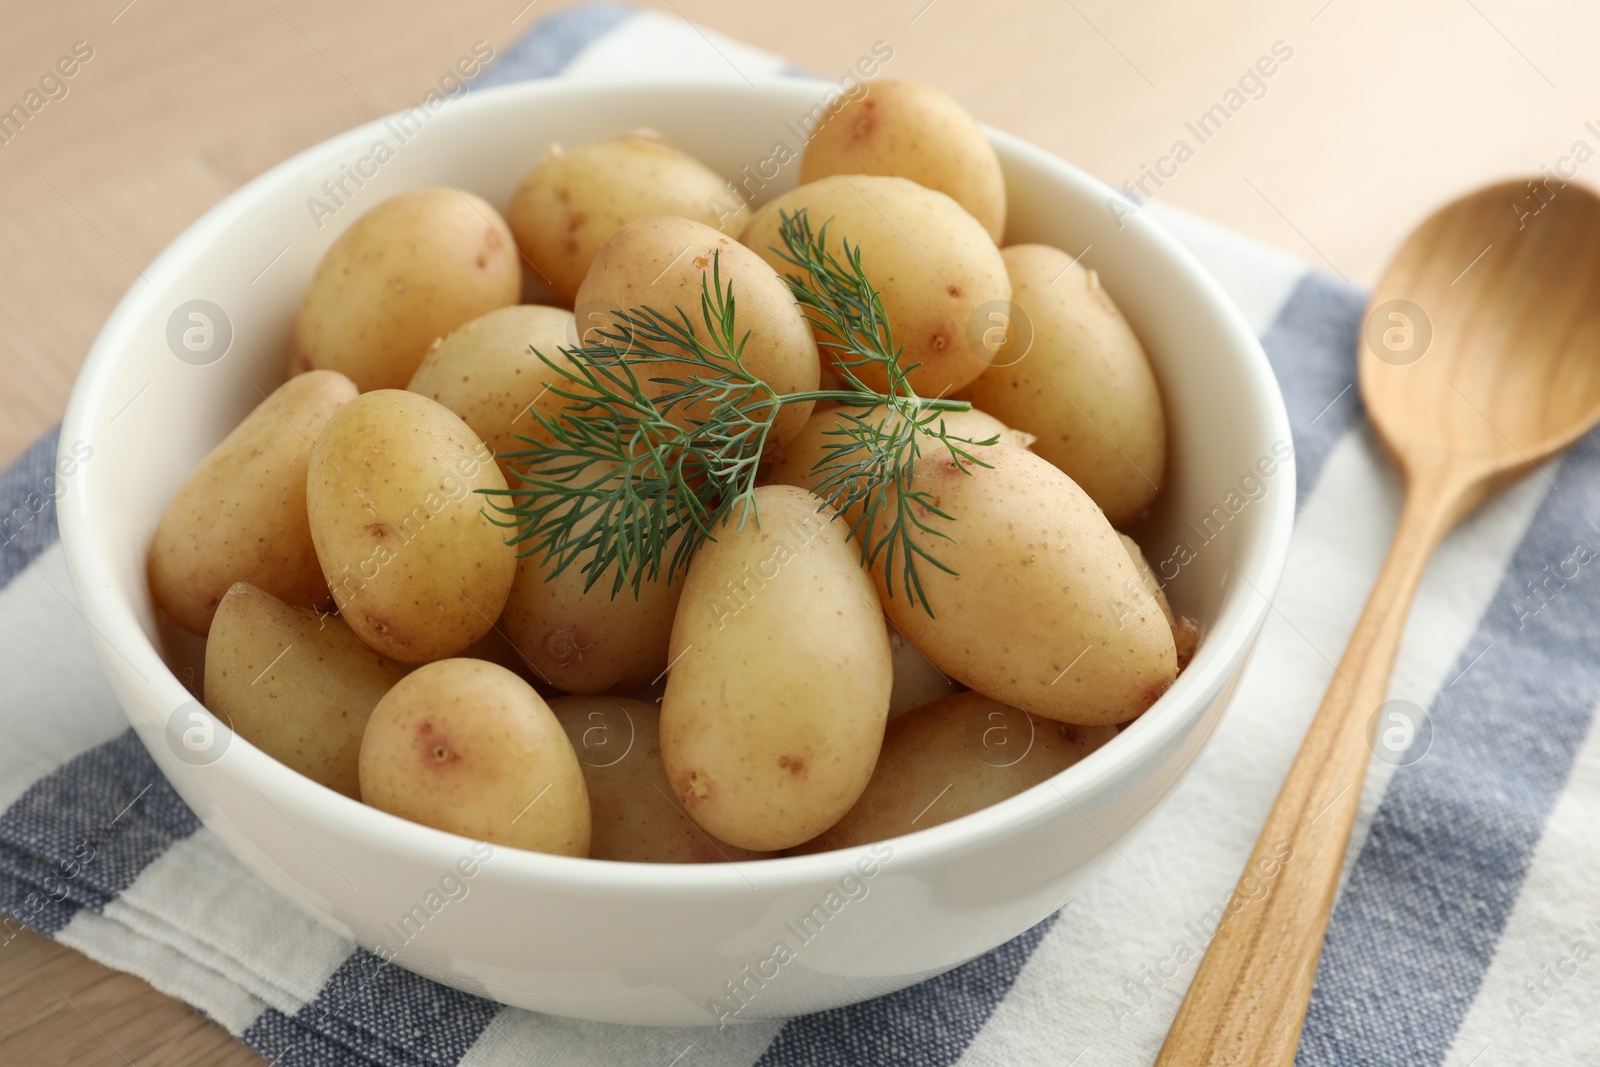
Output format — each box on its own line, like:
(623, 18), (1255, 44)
(481, 214), (994, 617)
(770, 209), (997, 614)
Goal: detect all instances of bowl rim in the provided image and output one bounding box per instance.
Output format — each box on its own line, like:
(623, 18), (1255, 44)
(57, 73), (1296, 895)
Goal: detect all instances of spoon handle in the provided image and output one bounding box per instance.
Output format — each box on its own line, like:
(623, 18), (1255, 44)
(1154, 473), (1467, 1066)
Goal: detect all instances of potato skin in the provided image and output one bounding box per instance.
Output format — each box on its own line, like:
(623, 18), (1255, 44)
(801, 81), (1007, 243)
(359, 659), (589, 855)
(792, 692), (1117, 853)
(741, 175), (1009, 397)
(660, 484), (892, 851)
(1121, 533), (1201, 670)
(1118, 533), (1175, 627)
(508, 132), (748, 302)
(575, 216), (820, 449)
(205, 582), (407, 798)
(291, 188), (521, 391)
(149, 370), (356, 635)
(549, 696), (770, 863)
(405, 304), (578, 485)
(878, 445), (1177, 725)
(306, 390), (516, 663)
(964, 244), (1167, 525)
(501, 539), (684, 695)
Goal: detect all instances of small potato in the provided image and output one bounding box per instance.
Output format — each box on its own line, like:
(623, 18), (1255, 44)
(359, 659), (589, 855)
(877, 445), (1177, 725)
(292, 188), (521, 391)
(508, 131), (748, 302)
(801, 81), (1007, 243)
(205, 582), (407, 798)
(307, 390), (516, 663)
(964, 244), (1167, 525)
(1120, 533), (1201, 670)
(1118, 533), (1174, 627)
(549, 696), (770, 863)
(406, 304), (579, 485)
(792, 692), (1117, 853)
(500, 523), (685, 695)
(149, 370), (356, 635)
(575, 216), (820, 449)
(887, 624), (958, 720)
(741, 175), (1009, 397)
(660, 484), (892, 852)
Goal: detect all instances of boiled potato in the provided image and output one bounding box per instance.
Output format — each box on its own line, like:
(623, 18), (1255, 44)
(792, 692), (1117, 853)
(888, 624), (958, 719)
(406, 304), (579, 485)
(205, 582), (406, 798)
(1120, 533), (1201, 670)
(660, 484), (892, 851)
(292, 188), (520, 391)
(306, 390), (516, 663)
(500, 488), (685, 693)
(964, 244), (1167, 525)
(801, 81), (1007, 243)
(741, 175), (1009, 397)
(508, 131), (748, 302)
(1119, 533), (1174, 627)
(149, 370), (356, 635)
(359, 659), (589, 855)
(574, 216), (820, 449)
(550, 696), (770, 863)
(877, 445), (1177, 725)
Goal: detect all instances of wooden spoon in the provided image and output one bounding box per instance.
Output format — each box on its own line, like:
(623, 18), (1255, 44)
(1155, 178), (1600, 1065)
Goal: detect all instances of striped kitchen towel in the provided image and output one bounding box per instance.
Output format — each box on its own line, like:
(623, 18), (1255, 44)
(3, 4), (1596, 1064)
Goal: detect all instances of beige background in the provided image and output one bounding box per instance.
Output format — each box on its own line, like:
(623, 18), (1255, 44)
(1, 0), (1594, 1061)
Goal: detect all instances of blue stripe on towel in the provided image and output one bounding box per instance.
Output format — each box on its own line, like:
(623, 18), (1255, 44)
(243, 950), (500, 1067)
(1256, 273), (1366, 507)
(472, 2), (637, 90)
(0, 730), (198, 935)
(754, 914), (1059, 1066)
(1298, 433), (1600, 1064)
(0, 426), (65, 592)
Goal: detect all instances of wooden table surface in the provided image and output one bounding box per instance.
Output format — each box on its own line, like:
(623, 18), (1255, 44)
(2, 0), (1595, 1062)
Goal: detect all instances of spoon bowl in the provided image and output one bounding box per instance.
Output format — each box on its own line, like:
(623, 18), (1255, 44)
(1362, 179), (1600, 496)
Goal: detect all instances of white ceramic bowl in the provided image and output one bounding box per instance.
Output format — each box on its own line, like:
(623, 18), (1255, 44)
(57, 76), (1293, 1027)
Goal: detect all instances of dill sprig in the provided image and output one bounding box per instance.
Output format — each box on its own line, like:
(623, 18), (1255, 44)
(770, 209), (997, 612)
(481, 208), (993, 616)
